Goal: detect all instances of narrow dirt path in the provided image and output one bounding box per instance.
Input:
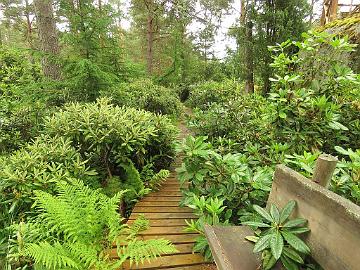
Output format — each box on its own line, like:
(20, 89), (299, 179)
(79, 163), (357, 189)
(121, 118), (215, 269)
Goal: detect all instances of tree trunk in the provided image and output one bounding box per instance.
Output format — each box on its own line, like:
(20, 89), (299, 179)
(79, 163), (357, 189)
(146, 1), (154, 75)
(24, 0), (33, 49)
(244, 20), (254, 94)
(244, 1), (254, 94)
(34, 0), (61, 80)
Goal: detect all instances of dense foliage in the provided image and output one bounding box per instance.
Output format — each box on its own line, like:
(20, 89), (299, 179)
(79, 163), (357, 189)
(186, 80), (243, 110)
(44, 98), (178, 176)
(102, 79), (183, 117)
(186, 32), (360, 203)
(179, 30), (360, 266)
(15, 179), (177, 269)
(0, 96), (178, 268)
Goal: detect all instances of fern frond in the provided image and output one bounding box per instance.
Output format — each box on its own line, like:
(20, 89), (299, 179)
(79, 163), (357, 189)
(148, 169), (170, 190)
(127, 215), (149, 238)
(25, 242), (81, 270)
(120, 239), (178, 266)
(66, 241), (101, 269)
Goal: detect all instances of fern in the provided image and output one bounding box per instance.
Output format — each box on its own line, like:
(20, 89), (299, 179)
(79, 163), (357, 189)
(24, 179), (177, 269)
(115, 239), (178, 267)
(147, 169), (170, 190)
(26, 242), (82, 269)
(127, 214), (149, 238)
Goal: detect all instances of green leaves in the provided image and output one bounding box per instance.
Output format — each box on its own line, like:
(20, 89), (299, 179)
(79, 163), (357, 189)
(253, 205), (273, 222)
(279, 201), (296, 223)
(245, 201), (310, 270)
(281, 231), (310, 254)
(253, 234), (272, 253)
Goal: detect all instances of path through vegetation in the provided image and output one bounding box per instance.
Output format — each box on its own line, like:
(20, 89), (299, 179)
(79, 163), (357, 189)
(119, 120), (215, 269)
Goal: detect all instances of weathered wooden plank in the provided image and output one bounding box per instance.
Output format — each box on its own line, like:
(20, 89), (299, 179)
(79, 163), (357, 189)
(109, 243), (196, 259)
(136, 201), (180, 207)
(133, 206), (192, 213)
(157, 188), (181, 192)
(138, 226), (195, 235)
(122, 253), (207, 269)
(150, 191), (182, 197)
(128, 219), (192, 227)
(129, 212), (196, 220)
(141, 196), (182, 202)
(139, 234), (198, 244)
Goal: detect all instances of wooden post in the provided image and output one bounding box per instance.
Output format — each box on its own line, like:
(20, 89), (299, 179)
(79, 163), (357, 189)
(312, 154), (338, 188)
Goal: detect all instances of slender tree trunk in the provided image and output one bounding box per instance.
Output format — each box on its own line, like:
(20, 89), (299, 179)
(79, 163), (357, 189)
(244, 1), (254, 94)
(34, 0), (61, 80)
(146, 1), (154, 75)
(24, 0), (33, 49)
(244, 20), (254, 94)
(262, 0), (275, 95)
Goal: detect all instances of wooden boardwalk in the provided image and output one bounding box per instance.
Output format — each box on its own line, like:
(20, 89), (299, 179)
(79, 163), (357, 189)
(118, 121), (215, 269)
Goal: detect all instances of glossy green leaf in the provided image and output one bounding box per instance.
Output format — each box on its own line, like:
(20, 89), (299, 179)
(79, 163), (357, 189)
(279, 200), (296, 224)
(283, 247), (304, 264)
(253, 205), (273, 222)
(242, 221), (271, 228)
(270, 204), (280, 223)
(253, 234), (272, 253)
(281, 231), (310, 254)
(270, 231), (284, 259)
(283, 218), (307, 228)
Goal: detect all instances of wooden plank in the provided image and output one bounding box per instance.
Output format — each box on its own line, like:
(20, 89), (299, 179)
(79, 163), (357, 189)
(108, 243), (196, 259)
(142, 196), (182, 202)
(122, 253), (207, 269)
(139, 226), (195, 235)
(129, 213), (196, 220)
(136, 201), (180, 207)
(128, 219), (192, 227)
(157, 188), (181, 192)
(151, 191), (182, 196)
(133, 206), (192, 213)
(137, 234), (198, 244)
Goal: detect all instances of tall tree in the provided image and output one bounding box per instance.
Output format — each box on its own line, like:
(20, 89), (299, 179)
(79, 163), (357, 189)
(254, 0), (310, 94)
(34, 0), (61, 80)
(241, 0), (254, 94)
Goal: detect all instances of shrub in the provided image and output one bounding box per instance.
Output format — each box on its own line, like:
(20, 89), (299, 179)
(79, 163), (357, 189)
(0, 49), (45, 154)
(0, 135), (98, 221)
(186, 80), (243, 109)
(101, 79), (183, 117)
(177, 136), (273, 222)
(44, 98), (178, 177)
(285, 147), (360, 206)
(189, 94), (271, 146)
(0, 48), (40, 88)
